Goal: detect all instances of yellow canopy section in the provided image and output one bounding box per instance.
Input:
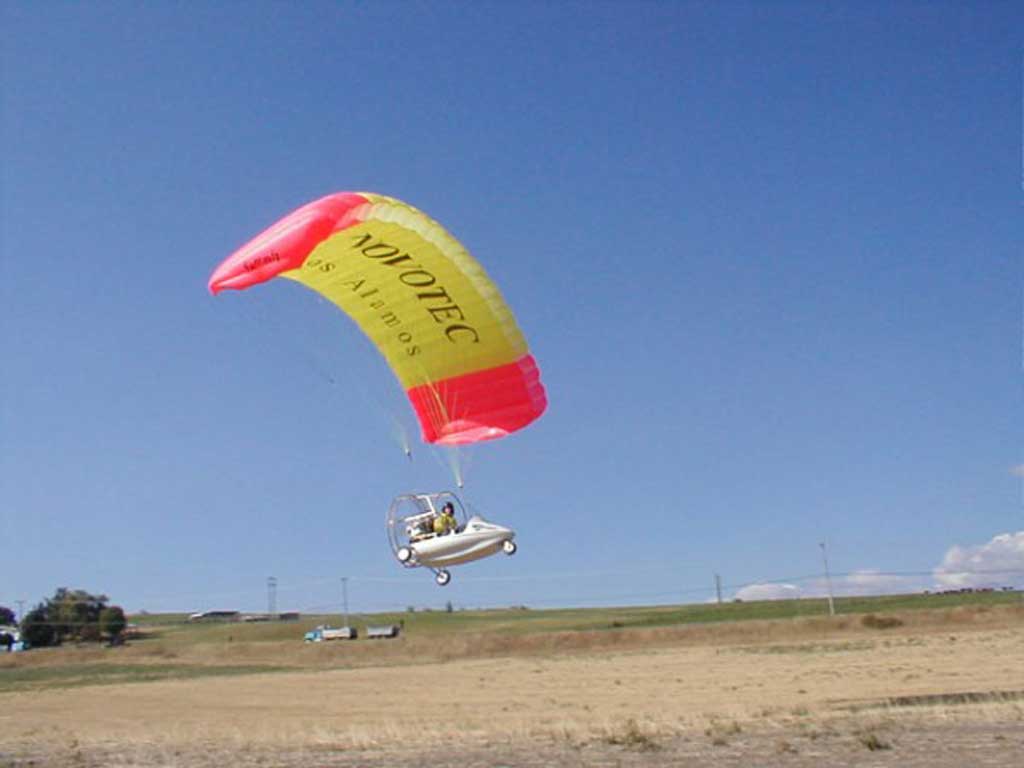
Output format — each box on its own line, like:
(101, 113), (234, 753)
(281, 194), (528, 389)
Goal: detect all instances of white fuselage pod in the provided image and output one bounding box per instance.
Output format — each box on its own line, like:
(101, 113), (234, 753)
(411, 516), (515, 568)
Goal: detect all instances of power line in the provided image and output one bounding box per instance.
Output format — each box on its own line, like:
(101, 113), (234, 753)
(14, 566), (1023, 615)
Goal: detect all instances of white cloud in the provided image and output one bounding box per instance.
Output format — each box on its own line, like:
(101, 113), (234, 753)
(789, 570), (926, 599)
(732, 571), (926, 602)
(733, 583), (802, 601)
(834, 570), (924, 596)
(733, 573), (925, 602)
(934, 531), (1024, 589)
(726, 536), (1024, 603)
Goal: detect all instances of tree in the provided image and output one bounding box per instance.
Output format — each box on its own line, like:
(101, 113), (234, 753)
(20, 605), (55, 648)
(99, 606), (127, 644)
(47, 587), (108, 643)
(15, 588), (111, 646)
(14, 588), (118, 647)
(0, 605), (15, 626)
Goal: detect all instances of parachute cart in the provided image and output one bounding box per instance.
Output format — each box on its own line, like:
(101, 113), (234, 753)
(386, 492), (517, 586)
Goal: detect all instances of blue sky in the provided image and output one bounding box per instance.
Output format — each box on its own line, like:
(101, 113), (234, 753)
(2, 1), (1022, 616)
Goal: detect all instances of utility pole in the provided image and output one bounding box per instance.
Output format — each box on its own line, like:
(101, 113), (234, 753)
(819, 542), (836, 617)
(267, 576), (277, 616)
(341, 577), (349, 628)
(714, 573), (723, 605)
(16, 600), (25, 623)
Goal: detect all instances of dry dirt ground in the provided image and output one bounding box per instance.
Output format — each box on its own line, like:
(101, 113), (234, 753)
(2, 614), (1023, 766)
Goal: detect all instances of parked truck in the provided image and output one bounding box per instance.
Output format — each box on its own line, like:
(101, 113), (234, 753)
(303, 625), (357, 642)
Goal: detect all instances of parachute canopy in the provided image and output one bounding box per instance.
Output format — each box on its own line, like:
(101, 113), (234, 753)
(209, 192), (547, 446)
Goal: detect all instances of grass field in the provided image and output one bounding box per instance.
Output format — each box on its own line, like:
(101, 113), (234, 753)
(2, 591), (1023, 767)
(127, 587), (1024, 638)
(2, 590), (1020, 687)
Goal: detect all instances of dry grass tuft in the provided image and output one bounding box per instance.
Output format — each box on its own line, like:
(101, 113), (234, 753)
(602, 718), (661, 751)
(856, 730), (892, 751)
(775, 738), (798, 754)
(704, 718), (742, 746)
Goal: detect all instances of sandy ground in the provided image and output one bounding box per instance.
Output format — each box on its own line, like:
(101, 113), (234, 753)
(2, 621), (1023, 766)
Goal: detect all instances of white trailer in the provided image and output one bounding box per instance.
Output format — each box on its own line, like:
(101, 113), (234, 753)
(304, 625), (357, 642)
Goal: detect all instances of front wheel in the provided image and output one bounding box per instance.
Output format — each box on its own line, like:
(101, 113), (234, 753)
(502, 540), (517, 556)
(397, 546), (412, 563)
(435, 570), (451, 586)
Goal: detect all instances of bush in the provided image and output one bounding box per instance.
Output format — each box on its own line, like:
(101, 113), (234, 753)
(20, 606), (55, 648)
(100, 606), (127, 642)
(861, 614), (904, 630)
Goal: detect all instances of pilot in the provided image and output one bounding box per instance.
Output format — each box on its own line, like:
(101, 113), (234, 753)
(433, 502), (458, 536)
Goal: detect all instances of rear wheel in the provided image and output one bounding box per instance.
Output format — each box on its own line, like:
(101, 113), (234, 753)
(435, 570), (451, 586)
(502, 540), (517, 555)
